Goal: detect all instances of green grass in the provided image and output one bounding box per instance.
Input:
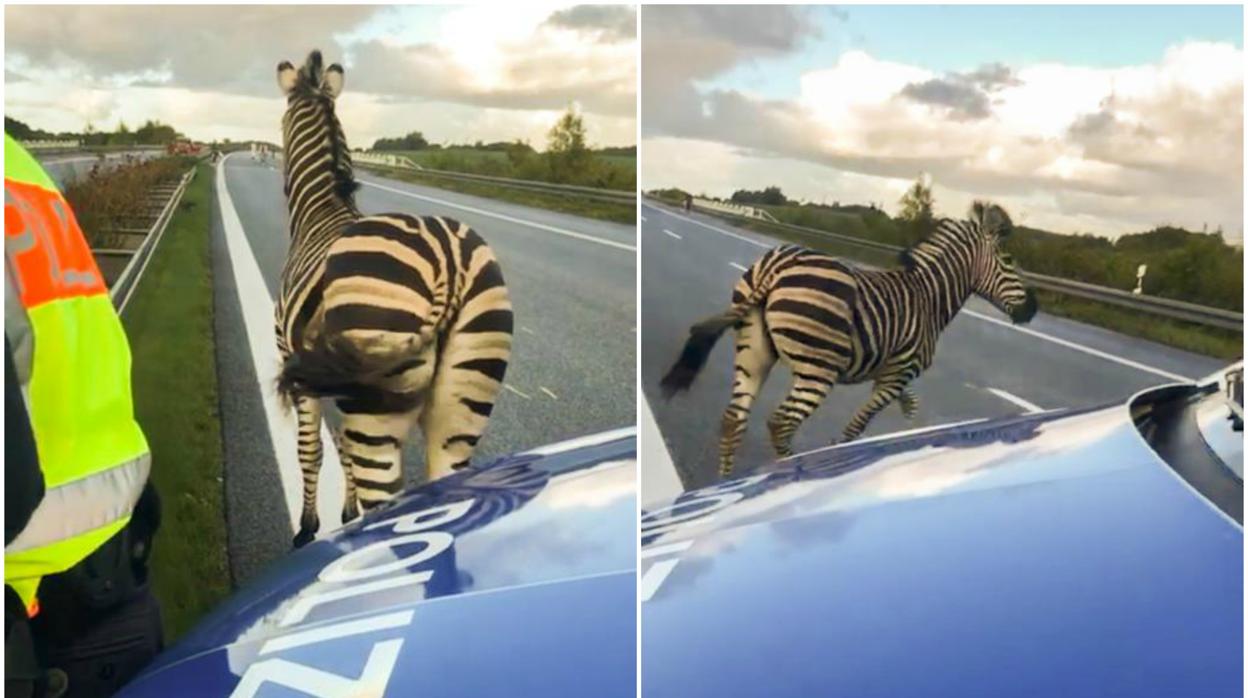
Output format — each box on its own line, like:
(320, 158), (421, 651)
(359, 163), (636, 225)
(120, 163), (230, 640)
(673, 201), (1239, 360)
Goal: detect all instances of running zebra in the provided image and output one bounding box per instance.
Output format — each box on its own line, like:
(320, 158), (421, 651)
(273, 51), (513, 547)
(661, 202), (1036, 477)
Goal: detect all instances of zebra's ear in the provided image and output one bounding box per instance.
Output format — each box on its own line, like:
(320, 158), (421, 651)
(898, 249), (917, 270)
(277, 61), (297, 95)
(322, 64), (345, 100)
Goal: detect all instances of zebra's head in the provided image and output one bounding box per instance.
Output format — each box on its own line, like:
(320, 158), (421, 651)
(275, 50), (358, 203)
(967, 201), (1037, 324)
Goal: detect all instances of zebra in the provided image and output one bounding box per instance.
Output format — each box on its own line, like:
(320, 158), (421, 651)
(272, 50), (514, 547)
(660, 201), (1037, 478)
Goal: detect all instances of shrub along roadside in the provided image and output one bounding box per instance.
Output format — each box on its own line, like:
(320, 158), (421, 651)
(63, 156), (196, 247)
(652, 198), (1239, 360)
(118, 163), (231, 640)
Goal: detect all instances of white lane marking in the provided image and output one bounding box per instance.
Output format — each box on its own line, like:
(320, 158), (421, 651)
(985, 387), (1044, 413)
(217, 154), (346, 536)
(663, 229), (682, 240)
(641, 215), (647, 222)
(639, 540), (693, 603)
(963, 310), (1193, 382)
(519, 326), (536, 335)
(539, 386), (559, 400)
(641, 396), (684, 505)
(642, 202), (768, 248)
(729, 262), (749, 272)
(504, 384), (532, 400)
(645, 202), (1197, 384)
(360, 179), (636, 252)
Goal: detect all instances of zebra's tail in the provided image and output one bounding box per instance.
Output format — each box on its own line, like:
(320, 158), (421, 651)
(659, 310), (744, 399)
(275, 330), (427, 407)
(660, 248), (788, 399)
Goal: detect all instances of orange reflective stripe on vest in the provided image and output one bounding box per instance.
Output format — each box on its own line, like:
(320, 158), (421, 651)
(5, 178), (107, 308)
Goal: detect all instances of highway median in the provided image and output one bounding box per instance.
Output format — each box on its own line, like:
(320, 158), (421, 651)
(119, 162), (231, 640)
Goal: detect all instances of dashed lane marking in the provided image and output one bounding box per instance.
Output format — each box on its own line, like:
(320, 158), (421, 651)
(985, 387), (1044, 413)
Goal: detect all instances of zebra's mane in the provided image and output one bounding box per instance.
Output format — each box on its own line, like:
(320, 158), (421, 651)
(898, 201), (1012, 270)
(320, 99), (360, 204)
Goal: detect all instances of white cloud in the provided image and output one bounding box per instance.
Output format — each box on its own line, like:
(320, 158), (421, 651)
(643, 31), (1243, 238)
(5, 4), (637, 146)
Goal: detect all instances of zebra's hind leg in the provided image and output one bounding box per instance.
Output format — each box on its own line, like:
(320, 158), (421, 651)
(420, 317), (513, 481)
(292, 395), (325, 548)
(330, 427), (360, 524)
(898, 388), (919, 420)
(340, 404), (423, 512)
(718, 308), (776, 479)
(766, 373), (834, 460)
(841, 370), (915, 442)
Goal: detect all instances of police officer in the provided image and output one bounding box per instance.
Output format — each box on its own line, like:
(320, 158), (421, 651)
(5, 135), (162, 697)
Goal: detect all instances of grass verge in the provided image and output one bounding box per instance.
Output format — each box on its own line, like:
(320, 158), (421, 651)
(120, 163), (231, 640)
(359, 164), (635, 225)
(662, 200), (1240, 361)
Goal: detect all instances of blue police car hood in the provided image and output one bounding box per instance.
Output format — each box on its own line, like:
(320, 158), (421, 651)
(642, 403), (1243, 698)
(122, 429), (636, 698)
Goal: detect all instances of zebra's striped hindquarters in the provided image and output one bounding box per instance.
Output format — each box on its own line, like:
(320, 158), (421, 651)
(283, 213), (513, 508)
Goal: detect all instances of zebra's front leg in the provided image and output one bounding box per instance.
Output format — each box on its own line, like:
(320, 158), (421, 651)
(330, 426), (360, 524)
(840, 370), (915, 443)
(292, 395), (325, 548)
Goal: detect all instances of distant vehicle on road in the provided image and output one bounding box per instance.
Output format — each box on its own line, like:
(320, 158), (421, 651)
(166, 140), (201, 156)
(642, 365), (1242, 697)
(118, 429), (637, 698)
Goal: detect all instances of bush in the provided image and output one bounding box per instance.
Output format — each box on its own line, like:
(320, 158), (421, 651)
(63, 156), (194, 246)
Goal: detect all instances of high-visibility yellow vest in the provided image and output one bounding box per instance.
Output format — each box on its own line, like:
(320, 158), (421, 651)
(3, 134), (151, 613)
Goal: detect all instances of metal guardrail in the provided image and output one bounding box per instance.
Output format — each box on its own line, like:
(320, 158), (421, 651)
(355, 152), (635, 204)
(648, 195), (1243, 331)
(107, 167), (196, 314)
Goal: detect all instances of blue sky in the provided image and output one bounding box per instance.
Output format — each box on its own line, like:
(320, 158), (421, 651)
(704, 5), (1244, 100)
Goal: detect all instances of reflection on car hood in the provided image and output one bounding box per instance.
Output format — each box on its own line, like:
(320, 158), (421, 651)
(122, 430), (636, 698)
(642, 406), (1243, 698)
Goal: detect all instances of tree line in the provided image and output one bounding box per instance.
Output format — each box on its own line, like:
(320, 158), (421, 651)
(6, 116), (184, 147)
(367, 107), (635, 191)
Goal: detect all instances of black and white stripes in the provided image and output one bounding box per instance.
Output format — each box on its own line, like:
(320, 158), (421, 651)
(661, 201), (1036, 477)
(272, 50), (513, 547)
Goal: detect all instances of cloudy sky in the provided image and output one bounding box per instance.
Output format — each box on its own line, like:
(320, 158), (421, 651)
(641, 5), (1243, 240)
(5, 4), (636, 149)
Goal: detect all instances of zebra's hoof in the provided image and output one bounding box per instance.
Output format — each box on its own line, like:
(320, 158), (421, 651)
(292, 528), (316, 548)
(342, 504), (360, 524)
